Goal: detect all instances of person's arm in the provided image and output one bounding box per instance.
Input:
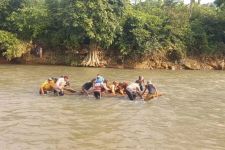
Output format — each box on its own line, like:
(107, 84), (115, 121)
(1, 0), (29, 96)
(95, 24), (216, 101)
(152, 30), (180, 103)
(40, 82), (45, 95)
(102, 83), (110, 91)
(141, 85), (147, 95)
(137, 91), (143, 99)
(136, 87), (143, 99)
(65, 81), (70, 87)
(116, 85), (123, 95)
(111, 85), (116, 95)
(119, 89), (124, 95)
(82, 88), (89, 96)
(40, 87), (44, 95)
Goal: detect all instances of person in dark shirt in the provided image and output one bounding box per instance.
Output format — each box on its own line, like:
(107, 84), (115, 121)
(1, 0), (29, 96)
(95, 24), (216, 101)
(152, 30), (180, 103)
(142, 81), (159, 101)
(82, 79), (95, 96)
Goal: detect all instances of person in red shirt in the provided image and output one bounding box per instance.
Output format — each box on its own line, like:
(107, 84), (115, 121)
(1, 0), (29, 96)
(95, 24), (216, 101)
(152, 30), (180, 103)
(93, 82), (102, 99)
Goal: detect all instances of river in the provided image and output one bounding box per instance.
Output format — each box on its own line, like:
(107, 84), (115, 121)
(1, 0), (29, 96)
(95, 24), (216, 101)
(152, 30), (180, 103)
(0, 64), (225, 150)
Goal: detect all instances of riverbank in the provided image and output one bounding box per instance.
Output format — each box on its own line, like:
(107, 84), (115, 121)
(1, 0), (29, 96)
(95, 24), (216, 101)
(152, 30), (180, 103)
(1, 51), (224, 70)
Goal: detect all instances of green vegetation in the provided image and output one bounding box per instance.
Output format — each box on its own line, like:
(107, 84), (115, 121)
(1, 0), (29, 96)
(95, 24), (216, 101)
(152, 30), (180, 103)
(0, 0), (224, 66)
(0, 30), (29, 60)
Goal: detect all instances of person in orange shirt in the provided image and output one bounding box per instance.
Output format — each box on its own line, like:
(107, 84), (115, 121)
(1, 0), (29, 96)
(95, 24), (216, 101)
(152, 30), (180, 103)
(39, 78), (55, 95)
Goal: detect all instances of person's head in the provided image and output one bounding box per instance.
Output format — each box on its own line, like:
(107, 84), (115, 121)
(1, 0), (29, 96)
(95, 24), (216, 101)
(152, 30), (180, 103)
(104, 79), (108, 84)
(113, 81), (119, 86)
(138, 76), (142, 80)
(140, 76), (144, 82)
(137, 76), (144, 82)
(64, 76), (69, 81)
(147, 80), (152, 85)
(47, 78), (53, 83)
(52, 77), (58, 83)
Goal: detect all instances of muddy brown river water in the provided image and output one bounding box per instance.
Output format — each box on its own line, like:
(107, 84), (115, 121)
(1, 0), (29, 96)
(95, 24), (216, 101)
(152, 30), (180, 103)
(0, 65), (225, 150)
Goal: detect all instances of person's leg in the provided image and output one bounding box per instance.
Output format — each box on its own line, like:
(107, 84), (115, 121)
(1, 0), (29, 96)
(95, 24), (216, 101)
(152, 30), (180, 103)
(94, 92), (100, 99)
(133, 94), (137, 100)
(59, 90), (64, 96)
(53, 90), (57, 95)
(94, 92), (97, 99)
(54, 88), (61, 96)
(82, 88), (89, 95)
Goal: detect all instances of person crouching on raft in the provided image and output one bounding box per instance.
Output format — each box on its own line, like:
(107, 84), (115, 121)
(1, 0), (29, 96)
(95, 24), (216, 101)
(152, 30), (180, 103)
(54, 76), (69, 96)
(142, 81), (158, 101)
(82, 78), (95, 96)
(116, 82), (128, 95)
(125, 83), (143, 100)
(39, 78), (55, 95)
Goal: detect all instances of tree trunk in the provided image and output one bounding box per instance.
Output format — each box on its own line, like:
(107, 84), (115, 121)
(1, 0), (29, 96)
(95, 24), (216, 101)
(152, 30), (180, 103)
(81, 41), (101, 67)
(189, 0), (195, 18)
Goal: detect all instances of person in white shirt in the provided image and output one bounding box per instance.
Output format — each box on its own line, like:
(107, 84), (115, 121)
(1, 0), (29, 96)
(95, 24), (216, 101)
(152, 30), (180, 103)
(54, 76), (69, 96)
(125, 83), (143, 100)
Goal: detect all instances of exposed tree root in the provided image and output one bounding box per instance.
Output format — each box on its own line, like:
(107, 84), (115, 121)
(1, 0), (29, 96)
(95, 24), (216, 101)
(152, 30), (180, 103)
(81, 49), (101, 67)
(81, 42), (101, 67)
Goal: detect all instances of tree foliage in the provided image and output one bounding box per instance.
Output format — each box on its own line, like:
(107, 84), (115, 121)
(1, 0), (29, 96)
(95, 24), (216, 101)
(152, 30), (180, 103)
(7, 0), (49, 40)
(0, 0), (224, 63)
(59, 0), (126, 49)
(0, 30), (29, 60)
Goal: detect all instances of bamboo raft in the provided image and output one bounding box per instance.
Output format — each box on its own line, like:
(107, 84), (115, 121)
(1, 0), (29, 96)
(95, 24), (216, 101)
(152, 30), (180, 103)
(63, 87), (163, 100)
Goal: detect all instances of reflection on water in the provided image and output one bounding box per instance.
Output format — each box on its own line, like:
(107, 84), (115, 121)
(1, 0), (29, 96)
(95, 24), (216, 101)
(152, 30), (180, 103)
(0, 65), (225, 150)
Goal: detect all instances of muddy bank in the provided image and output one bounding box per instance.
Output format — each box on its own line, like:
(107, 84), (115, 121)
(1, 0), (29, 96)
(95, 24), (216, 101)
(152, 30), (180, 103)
(107, 55), (225, 70)
(131, 57), (225, 70)
(1, 51), (225, 70)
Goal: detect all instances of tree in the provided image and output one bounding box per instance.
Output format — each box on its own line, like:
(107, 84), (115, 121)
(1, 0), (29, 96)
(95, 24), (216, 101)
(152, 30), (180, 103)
(214, 0), (225, 9)
(188, 5), (225, 55)
(60, 0), (126, 67)
(0, 30), (29, 60)
(7, 0), (49, 42)
(0, 0), (24, 31)
(115, 8), (162, 59)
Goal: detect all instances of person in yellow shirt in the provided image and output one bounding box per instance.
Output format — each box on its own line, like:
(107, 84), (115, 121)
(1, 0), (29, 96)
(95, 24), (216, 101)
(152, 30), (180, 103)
(39, 78), (55, 95)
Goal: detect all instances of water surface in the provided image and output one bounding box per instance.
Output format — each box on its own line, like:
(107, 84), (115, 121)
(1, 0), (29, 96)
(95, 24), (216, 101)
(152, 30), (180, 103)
(0, 65), (225, 150)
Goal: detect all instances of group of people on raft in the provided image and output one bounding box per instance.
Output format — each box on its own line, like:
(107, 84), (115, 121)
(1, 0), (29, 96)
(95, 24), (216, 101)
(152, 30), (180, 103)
(39, 74), (161, 101)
